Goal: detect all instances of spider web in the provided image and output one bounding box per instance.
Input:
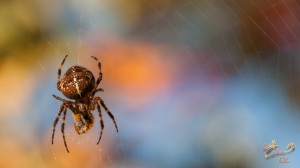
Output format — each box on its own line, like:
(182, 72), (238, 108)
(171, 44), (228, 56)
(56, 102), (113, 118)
(12, 0), (300, 167)
(131, 0), (300, 167)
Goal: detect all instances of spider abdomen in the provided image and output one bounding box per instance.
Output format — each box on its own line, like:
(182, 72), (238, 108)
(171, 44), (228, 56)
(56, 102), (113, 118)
(58, 66), (95, 99)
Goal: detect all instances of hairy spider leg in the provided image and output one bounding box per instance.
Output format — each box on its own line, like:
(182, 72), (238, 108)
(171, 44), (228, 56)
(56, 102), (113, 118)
(96, 102), (104, 145)
(92, 88), (104, 95)
(52, 94), (69, 102)
(58, 55), (68, 81)
(91, 56), (103, 91)
(52, 105), (65, 144)
(61, 107), (70, 153)
(95, 97), (118, 132)
(52, 94), (77, 114)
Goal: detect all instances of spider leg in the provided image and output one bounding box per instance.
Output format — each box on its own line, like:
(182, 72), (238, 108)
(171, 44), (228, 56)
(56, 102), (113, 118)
(52, 104), (65, 144)
(96, 97), (118, 132)
(61, 107), (70, 153)
(52, 94), (77, 114)
(52, 94), (69, 102)
(96, 102), (104, 145)
(91, 56), (102, 90)
(58, 55), (68, 81)
(92, 88), (104, 95)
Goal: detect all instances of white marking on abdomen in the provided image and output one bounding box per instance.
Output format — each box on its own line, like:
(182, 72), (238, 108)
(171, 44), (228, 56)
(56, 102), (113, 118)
(73, 77), (82, 98)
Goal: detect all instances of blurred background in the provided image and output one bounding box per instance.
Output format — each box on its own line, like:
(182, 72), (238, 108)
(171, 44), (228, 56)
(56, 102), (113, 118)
(1, 0), (300, 167)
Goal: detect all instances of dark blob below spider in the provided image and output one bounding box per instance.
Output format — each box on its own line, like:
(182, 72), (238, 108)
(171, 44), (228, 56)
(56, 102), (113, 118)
(52, 55), (118, 153)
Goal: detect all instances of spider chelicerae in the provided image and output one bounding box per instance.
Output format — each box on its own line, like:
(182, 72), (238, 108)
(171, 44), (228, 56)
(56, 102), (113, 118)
(52, 55), (118, 153)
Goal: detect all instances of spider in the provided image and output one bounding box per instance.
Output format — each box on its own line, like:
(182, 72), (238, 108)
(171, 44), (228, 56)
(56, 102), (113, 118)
(52, 55), (118, 153)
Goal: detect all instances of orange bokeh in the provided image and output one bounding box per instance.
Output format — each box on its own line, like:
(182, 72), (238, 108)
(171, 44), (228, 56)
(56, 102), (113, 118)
(90, 40), (176, 109)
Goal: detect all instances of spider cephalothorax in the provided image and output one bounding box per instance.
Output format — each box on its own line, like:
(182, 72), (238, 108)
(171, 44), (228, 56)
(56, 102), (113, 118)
(52, 55), (118, 153)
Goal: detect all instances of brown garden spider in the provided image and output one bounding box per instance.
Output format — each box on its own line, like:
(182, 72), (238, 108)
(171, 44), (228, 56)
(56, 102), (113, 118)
(52, 55), (118, 153)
